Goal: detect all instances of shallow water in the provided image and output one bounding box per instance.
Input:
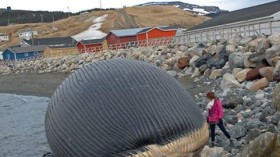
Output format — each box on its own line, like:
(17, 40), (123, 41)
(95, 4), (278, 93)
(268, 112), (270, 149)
(0, 94), (50, 157)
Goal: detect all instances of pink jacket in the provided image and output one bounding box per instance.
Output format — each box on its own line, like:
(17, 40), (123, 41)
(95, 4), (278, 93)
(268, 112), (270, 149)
(207, 98), (223, 124)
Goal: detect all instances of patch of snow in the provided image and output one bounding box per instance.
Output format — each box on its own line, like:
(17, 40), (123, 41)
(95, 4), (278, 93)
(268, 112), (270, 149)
(174, 5), (179, 8)
(193, 8), (210, 14)
(183, 8), (191, 11)
(72, 14), (108, 41)
(93, 14), (107, 23)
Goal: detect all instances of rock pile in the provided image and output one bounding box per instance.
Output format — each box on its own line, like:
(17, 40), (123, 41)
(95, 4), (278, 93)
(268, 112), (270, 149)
(1, 33), (280, 156)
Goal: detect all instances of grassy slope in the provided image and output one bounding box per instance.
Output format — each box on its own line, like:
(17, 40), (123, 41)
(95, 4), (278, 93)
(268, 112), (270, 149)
(0, 6), (210, 50)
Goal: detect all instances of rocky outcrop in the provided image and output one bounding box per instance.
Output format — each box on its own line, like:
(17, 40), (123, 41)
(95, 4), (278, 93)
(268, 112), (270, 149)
(241, 132), (277, 157)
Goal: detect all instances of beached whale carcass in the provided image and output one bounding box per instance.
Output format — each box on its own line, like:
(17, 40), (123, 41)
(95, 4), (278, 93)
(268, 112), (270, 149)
(45, 58), (208, 156)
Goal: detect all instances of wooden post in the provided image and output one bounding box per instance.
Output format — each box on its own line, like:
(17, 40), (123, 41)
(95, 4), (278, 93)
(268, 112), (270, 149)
(259, 23), (261, 35)
(269, 21), (272, 35)
(230, 27), (232, 39)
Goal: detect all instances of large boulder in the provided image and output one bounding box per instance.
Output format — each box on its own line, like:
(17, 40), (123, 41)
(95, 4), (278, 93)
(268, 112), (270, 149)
(207, 52), (229, 69)
(228, 53), (245, 70)
(209, 69), (223, 80)
(241, 132), (278, 157)
(244, 52), (258, 68)
(226, 44), (236, 53)
(201, 146), (230, 157)
(264, 45), (280, 66)
(249, 78), (269, 92)
(177, 56), (191, 69)
(221, 73), (241, 90)
(248, 38), (260, 52)
(246, 67), (262, 81)
(272, 83), (280, 111)
(268, 33), (280, 45)
(259, 67), (274, 82)
(189, 55), (200, 68)
(206, 44), (225, 55)
(236, 68), (252, 82)
(257, 39), (271, 53)
(247, 51), (267, 67)
(195, 53), (212, 68)
(273, 60), (280, 81)
(240, 36), (254, 46)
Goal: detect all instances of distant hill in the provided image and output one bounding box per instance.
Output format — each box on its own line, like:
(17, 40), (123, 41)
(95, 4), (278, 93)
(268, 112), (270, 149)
(0, 8), (116, 26)
(136, 1), (229, 17)
(0, 5), (210, 50)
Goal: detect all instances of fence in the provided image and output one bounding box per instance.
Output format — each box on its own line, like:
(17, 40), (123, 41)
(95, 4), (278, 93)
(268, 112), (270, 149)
(183, 17), (280, 43)
(2, 17), (280, 61)
(77, 37), (175, 53)
(77, 18), (280, 54)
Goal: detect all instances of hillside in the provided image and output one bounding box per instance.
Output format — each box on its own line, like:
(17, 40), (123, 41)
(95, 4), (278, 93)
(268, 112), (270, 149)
(136, 1), (229, 16)
(0, 5), (210, 50)
(0, 8), (116, 26)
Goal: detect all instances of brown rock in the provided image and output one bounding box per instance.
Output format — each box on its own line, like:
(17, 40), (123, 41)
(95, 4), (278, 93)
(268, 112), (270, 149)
(232, 68), (243, 77)
(259, 67), (274, 82)
(249, 78), (269, 92)
(177, 56), (190, 69)
(246, 67), (263, 81)
(236, 68), (252, 82)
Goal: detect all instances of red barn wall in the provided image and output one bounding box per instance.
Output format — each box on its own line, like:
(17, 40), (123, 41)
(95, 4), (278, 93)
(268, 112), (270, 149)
(147, 28), (177, 39)
(77, 42), (102, 53)
(106, 33), (137, 44)
(107, 33), (137, 49)
(136, 28), (177, 47)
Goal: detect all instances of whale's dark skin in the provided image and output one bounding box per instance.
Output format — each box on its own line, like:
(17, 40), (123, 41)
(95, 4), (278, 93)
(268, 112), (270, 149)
(45, 58), (208, 157)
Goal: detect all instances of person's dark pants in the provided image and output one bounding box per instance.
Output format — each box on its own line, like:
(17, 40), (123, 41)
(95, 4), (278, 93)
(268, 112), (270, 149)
(209, 119), (231, 142)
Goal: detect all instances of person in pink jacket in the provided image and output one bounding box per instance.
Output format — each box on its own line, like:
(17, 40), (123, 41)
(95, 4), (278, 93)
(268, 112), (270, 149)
(206, 92), (232, 147)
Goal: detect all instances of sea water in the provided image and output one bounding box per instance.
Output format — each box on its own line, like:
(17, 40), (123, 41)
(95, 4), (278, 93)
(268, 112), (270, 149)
(0, 94), (50, 157)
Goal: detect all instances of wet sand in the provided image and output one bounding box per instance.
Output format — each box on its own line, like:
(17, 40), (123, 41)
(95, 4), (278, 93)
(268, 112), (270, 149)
(0, 72), (71, 97)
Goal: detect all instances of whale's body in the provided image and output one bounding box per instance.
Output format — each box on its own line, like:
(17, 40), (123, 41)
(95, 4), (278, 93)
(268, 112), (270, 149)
(45, 59), (208, 156)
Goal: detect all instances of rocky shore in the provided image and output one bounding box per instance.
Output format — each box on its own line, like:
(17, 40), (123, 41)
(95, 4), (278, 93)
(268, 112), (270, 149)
(1, 33), (280, 156)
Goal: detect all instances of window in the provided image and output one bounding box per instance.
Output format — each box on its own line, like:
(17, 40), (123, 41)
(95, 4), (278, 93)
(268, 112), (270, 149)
(34, 52), (38, 55)
(24, 53), (28, 57)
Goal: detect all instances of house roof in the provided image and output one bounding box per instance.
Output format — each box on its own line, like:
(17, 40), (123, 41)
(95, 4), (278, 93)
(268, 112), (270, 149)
(23, 36), (77, 48)
(110, 28), (148, 37)
(190, 1), (280, 30)
(0, 33), (8, 36)
(79, 38), (105, 45)
(7, 45), (47, 53)
(137, 26), (178, 34)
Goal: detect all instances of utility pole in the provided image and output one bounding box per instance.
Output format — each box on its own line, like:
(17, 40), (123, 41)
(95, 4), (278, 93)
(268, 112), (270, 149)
(100, 0), (102, 10)
(67, 6), (70, 18)
(40, 14), (43, 23)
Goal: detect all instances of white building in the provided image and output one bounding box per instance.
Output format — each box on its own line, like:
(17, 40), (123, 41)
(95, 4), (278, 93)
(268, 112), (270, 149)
(0, 51), (3, 60)
(18, 30), (38, 40)
(0, 33), (9, 42)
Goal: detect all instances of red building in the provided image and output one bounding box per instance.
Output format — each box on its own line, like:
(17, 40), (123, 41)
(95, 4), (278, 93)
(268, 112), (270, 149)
(76, 38), (105, 53)
(136, 26), (177, 46)
(106, 28), (147, 49)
